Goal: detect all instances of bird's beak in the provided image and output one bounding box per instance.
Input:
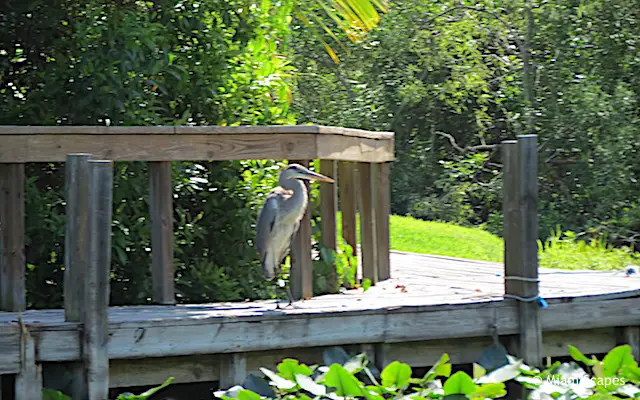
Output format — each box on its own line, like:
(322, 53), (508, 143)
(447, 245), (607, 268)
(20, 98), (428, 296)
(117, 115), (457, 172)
(300, 170), (335, 183)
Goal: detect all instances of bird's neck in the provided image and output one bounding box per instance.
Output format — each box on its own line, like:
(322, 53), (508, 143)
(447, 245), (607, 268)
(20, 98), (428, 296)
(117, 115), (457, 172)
(280, 178), (308, 216)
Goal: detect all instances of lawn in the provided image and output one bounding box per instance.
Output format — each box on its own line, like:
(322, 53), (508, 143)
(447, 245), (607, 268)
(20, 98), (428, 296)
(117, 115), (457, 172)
(333, 213), (638, 271)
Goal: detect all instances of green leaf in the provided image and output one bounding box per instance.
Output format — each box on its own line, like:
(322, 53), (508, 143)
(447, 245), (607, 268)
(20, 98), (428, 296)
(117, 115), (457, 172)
(322, 364), (365, 396)
(443, 371), (477, 395)
(381, 361), (413, 389)
(603, 345), (637, 377)
(42, 389), (72, 400)
(277, 358), (313, 381)
(422, 354), (452, 383)
(471, 382), (507, 399)
(473, 363), (486, 380)
(237, 390), (262, 400)
(617, 384), (640, 398)
(296, 373), (327, 396)
(362, 278), (372, 292)
(344, 353), (368, 374)
(260, 367), (297, 390)
(568, 345), (598, 366)
(127, 377), (174, 399)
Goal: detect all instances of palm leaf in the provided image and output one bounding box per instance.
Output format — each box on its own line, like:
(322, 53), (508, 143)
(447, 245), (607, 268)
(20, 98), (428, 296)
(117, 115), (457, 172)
(297, 0), (388, 63)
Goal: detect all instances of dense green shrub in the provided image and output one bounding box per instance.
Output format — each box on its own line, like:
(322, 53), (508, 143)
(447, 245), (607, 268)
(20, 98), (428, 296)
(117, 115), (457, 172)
(47, 344), (635, 400)
(289, 0), (640, 250)
(2, 0), (295, 307)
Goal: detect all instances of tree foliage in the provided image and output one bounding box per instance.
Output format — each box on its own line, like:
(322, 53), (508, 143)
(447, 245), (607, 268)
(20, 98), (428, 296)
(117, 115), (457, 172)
(290, 0), (640, 249)
(1, 0), (295, 307)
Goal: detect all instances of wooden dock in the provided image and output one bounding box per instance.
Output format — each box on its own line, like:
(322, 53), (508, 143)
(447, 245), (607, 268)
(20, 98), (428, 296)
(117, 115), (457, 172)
(1, 251), (639, 392)
(1, 127), (639, 398)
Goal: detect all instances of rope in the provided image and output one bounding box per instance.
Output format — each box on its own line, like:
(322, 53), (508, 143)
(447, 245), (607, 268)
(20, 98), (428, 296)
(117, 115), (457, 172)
(503, 293), (549, 308)
(504, 276), (539, 282)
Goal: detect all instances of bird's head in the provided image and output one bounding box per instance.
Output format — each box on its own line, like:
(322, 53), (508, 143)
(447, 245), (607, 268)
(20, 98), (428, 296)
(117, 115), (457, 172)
(281, 164), (335, 183)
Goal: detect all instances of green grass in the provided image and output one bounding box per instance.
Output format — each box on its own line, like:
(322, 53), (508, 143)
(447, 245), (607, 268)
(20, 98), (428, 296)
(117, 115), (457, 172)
(332, 213), (638, 271)
(335, 212), (503, 262)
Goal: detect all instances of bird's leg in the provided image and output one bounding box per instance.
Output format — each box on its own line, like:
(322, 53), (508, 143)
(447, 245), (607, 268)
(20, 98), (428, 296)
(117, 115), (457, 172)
(286, 284), (294, 307)
(274, 281), (282, 310)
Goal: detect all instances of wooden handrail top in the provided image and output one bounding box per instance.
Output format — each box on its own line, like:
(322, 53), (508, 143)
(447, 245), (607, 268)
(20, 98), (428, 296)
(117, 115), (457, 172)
(0, 125), (394, 139)
(0, 125), (395, 163)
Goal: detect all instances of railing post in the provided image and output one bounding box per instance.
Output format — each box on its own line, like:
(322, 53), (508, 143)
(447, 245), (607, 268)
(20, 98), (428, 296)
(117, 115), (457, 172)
(0, 163), (26, 312)
(64, 154), (92, 399)
(319, 159), (338, 291)
(375, 162), (391, 281)
(149, 161), (175, 305)
(358, 162), (378, 285)
(616, 327), (640, 361)
(503, 135), (542, 368)
(84, 160), (113, 399)
(289, 159), (314, 300)
(338, 162), (358, 287)
(14, 323), (42, 400)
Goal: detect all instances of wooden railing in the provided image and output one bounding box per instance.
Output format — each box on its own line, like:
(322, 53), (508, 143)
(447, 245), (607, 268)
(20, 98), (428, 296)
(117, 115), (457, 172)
(0, 125), (395, 311)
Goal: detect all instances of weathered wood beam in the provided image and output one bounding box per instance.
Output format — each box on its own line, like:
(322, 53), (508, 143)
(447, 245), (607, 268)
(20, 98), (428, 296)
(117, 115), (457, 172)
(375, 162), (391, 281)
(14, 323), (42, 400)
(0, 125), (395, 140)
(84, 160), (114, 398)
(358, 163), (378, 284)
(218, 353), (248, 389)
(319, 160), (338, 290)
(616, 326), (640, 361)
(64, 154), (92, 321)
(289, 160), (314, 300)
(0, 163), (26, 312)
(0, 295), (638, 366)
(338, 162), (358, 265)
(149, 161), (175, 305)
(503, 136), (543, 367)
(63, 154), (92, 399)
(0, 133), (394, 163)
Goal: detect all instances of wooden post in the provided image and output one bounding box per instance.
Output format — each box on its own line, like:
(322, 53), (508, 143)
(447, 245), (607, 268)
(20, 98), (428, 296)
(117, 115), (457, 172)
(149, 162), (175, 305)
(503, 141), (519, 297)
(65, 154), (92, 321)
(0, 163), (26, 312)
(15, 323), (42, 400)
(375, 162), (391, 281)
(358, 162), (378, 285)
(64, 154), (92, 399)
(616, 327), (640, 361)
(219, 353), (248, 389)
(289, 160), (313, 300)
(338, 162), (358, 260)
(503, 135), (542, 367)
(84, 160), (113, 399)
(320, 160), (338, 290)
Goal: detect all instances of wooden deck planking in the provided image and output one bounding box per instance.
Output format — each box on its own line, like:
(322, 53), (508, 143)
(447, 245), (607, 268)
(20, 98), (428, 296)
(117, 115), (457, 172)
(0, 251), (636, 328)
(0, 250), (637, 374)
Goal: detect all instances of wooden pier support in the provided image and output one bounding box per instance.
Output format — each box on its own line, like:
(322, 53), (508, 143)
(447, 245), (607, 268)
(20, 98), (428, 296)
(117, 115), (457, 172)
(338, 162), (358, 261)
(149, 161), (175, 305)
(358, 162), (378, 284)
(319, 160), (338, 290)
(375, 162), (391, 281)
(0, 163), (26, 312)
(64, 154), (92, 399)
(289, 160), (314, 300)
(616, 326), (640, 361)
(15, 323), (42, 400)
(502, 135), (542, 367)
(84, 160), (114, 399)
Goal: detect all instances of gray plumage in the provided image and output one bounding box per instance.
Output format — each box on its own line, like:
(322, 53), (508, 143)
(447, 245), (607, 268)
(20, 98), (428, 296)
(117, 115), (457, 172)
(255, 163), (334, 306)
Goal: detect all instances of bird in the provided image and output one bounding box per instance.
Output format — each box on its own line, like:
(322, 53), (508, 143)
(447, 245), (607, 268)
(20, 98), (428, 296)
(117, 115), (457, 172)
(255, 163), (335, 309)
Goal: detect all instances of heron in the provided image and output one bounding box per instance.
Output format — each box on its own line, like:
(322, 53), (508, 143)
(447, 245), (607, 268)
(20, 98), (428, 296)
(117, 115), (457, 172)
(255, 163), (335, 309)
